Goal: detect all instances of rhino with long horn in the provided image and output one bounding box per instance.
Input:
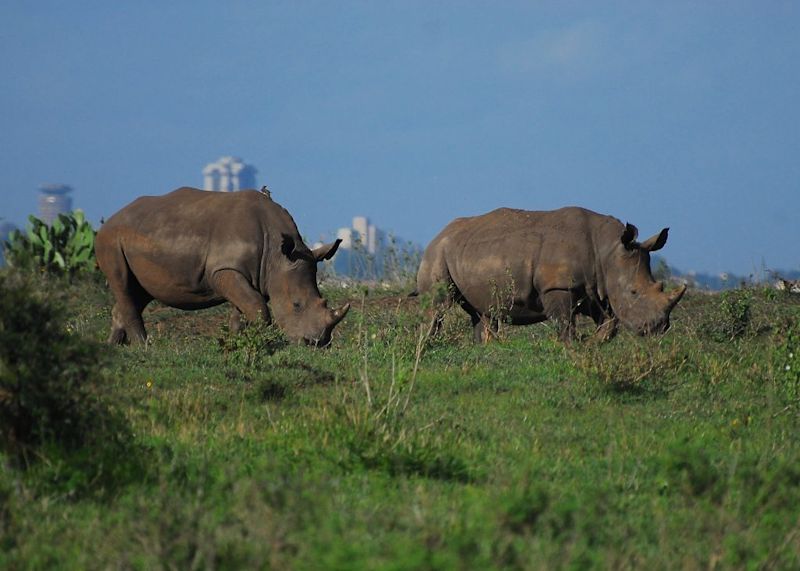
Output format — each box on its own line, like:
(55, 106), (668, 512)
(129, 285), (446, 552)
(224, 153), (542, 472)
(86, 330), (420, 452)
(96, 187), (350, 346)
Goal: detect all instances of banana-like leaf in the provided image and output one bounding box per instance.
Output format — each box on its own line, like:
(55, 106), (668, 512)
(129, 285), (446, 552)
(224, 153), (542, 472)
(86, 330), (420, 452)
(73, 249), (92, 263)
(9, 212), (97, 275)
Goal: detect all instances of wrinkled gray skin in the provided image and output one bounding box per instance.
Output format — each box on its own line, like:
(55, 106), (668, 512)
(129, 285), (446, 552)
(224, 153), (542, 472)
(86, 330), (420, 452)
(416, 206), (686, 343)
(96, 188), (349, 346)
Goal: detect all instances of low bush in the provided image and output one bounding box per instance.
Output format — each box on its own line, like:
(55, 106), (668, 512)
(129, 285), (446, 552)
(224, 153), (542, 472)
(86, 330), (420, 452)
(0, 272), (134, 490)
(699, 288), (753, 342)
(217, 320), (288, 367)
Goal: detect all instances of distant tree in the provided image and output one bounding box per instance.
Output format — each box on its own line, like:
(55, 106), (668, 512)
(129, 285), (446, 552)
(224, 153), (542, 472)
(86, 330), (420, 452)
(653, 257), (672, 282)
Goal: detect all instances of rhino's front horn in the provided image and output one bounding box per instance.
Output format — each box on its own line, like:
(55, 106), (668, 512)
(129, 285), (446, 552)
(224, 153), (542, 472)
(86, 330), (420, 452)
(329, 303), (351, 327)
(666, 284), (687, 311)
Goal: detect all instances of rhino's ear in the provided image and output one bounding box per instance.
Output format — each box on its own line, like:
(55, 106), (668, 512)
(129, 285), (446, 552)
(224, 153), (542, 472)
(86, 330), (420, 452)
(621, 223), (639, 250)
(281, 234), (301, 261)
(312, 238), (342, 262)
(640, 228), (669, 252)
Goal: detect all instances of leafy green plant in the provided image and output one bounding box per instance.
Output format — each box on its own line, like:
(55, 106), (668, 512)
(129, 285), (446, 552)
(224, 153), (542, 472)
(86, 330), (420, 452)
(218, 320), (288, 367)
(698, 288), (753, 342)
(3, 212), (96, 276)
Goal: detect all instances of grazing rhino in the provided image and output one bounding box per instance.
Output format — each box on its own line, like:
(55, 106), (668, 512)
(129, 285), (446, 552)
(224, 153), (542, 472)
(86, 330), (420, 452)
(416, 206), (686, 342)
(95, 187), (350, 346)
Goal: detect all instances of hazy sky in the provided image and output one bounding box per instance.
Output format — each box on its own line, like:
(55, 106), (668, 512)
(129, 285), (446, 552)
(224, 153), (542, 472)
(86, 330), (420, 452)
(1, 1), (798, 275)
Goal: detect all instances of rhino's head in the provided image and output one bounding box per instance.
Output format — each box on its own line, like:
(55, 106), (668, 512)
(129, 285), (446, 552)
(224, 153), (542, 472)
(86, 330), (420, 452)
(269, 235), (350, 347)
(604, 223), (686, 335)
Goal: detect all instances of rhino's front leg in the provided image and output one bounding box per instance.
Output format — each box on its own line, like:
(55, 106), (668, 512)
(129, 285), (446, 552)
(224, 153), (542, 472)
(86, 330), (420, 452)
(541, 289), (576, 342)
(593, 315), (618, 342)
(212, 270), (270, 327)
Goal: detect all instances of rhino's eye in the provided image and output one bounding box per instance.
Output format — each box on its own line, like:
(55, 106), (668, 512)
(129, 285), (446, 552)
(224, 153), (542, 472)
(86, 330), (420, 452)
(630, 289), (638, 296)
(293, 301), (302, 311)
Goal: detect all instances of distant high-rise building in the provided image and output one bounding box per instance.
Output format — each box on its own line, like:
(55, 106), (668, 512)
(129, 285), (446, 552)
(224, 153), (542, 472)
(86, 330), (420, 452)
(329, 216), (386, 278)
(340, 216), (382, 254)
(202, 156), (257, 192)
(38, 184), (73, 224)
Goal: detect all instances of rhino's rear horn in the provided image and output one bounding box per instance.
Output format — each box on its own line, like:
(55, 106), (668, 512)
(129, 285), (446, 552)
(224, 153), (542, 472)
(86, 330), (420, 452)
(329, 303), (351, 327)
(666, 284), (687, 311)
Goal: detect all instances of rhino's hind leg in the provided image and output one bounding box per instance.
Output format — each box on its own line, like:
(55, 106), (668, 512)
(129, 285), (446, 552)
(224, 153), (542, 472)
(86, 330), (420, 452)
(108, 298), (149, 345)
(105, 271), (151, 345)
(541, 289), (577, 342)
(212, 270), (271, 326)
(471, 314), (500, 344)
(416, 246), (456, 339)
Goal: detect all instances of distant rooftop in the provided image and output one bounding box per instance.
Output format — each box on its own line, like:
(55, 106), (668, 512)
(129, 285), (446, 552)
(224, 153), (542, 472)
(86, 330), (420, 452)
(202, 157), (257, 192)
(39, 184), (72, 195)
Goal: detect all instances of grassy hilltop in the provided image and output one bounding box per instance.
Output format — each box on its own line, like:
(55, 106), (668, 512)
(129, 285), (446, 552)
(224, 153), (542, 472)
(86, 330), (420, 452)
(2, 273), (800, 569)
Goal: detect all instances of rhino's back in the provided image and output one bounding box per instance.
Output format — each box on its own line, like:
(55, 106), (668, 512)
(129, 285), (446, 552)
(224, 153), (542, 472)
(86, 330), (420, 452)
(437, 206), (620, 308)
(102, 187), (293, 235)
(441, 206), (607, 267)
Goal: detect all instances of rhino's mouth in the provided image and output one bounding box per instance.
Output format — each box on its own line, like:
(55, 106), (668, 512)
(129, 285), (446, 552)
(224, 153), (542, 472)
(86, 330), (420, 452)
(303, 331), (333, 348)
(634, 319), (670, 336)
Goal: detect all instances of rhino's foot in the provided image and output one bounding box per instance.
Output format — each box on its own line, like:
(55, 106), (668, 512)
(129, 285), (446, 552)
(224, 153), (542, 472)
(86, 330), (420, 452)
(592, 318), (618, 343)
(108, 301), (148, 346)
(472, 316), (500, 344)
(108, 327), (128, 345)
(229, 308), (243, 334)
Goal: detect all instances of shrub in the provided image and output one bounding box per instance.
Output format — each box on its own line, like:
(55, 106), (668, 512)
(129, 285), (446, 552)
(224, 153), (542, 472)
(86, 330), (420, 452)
(700, 288), (753, 342)
(0, 272), (131, 473)
(218, 320), (288, 368)
(3, 212), (96, 277)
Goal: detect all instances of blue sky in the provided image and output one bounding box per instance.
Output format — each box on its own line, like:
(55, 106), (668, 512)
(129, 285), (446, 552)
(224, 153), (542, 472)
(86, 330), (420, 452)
(1, 1), (798, 275)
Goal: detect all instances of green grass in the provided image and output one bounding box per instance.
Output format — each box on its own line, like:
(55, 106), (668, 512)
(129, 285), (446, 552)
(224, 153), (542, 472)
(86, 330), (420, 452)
(2, 276), (800, 569)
